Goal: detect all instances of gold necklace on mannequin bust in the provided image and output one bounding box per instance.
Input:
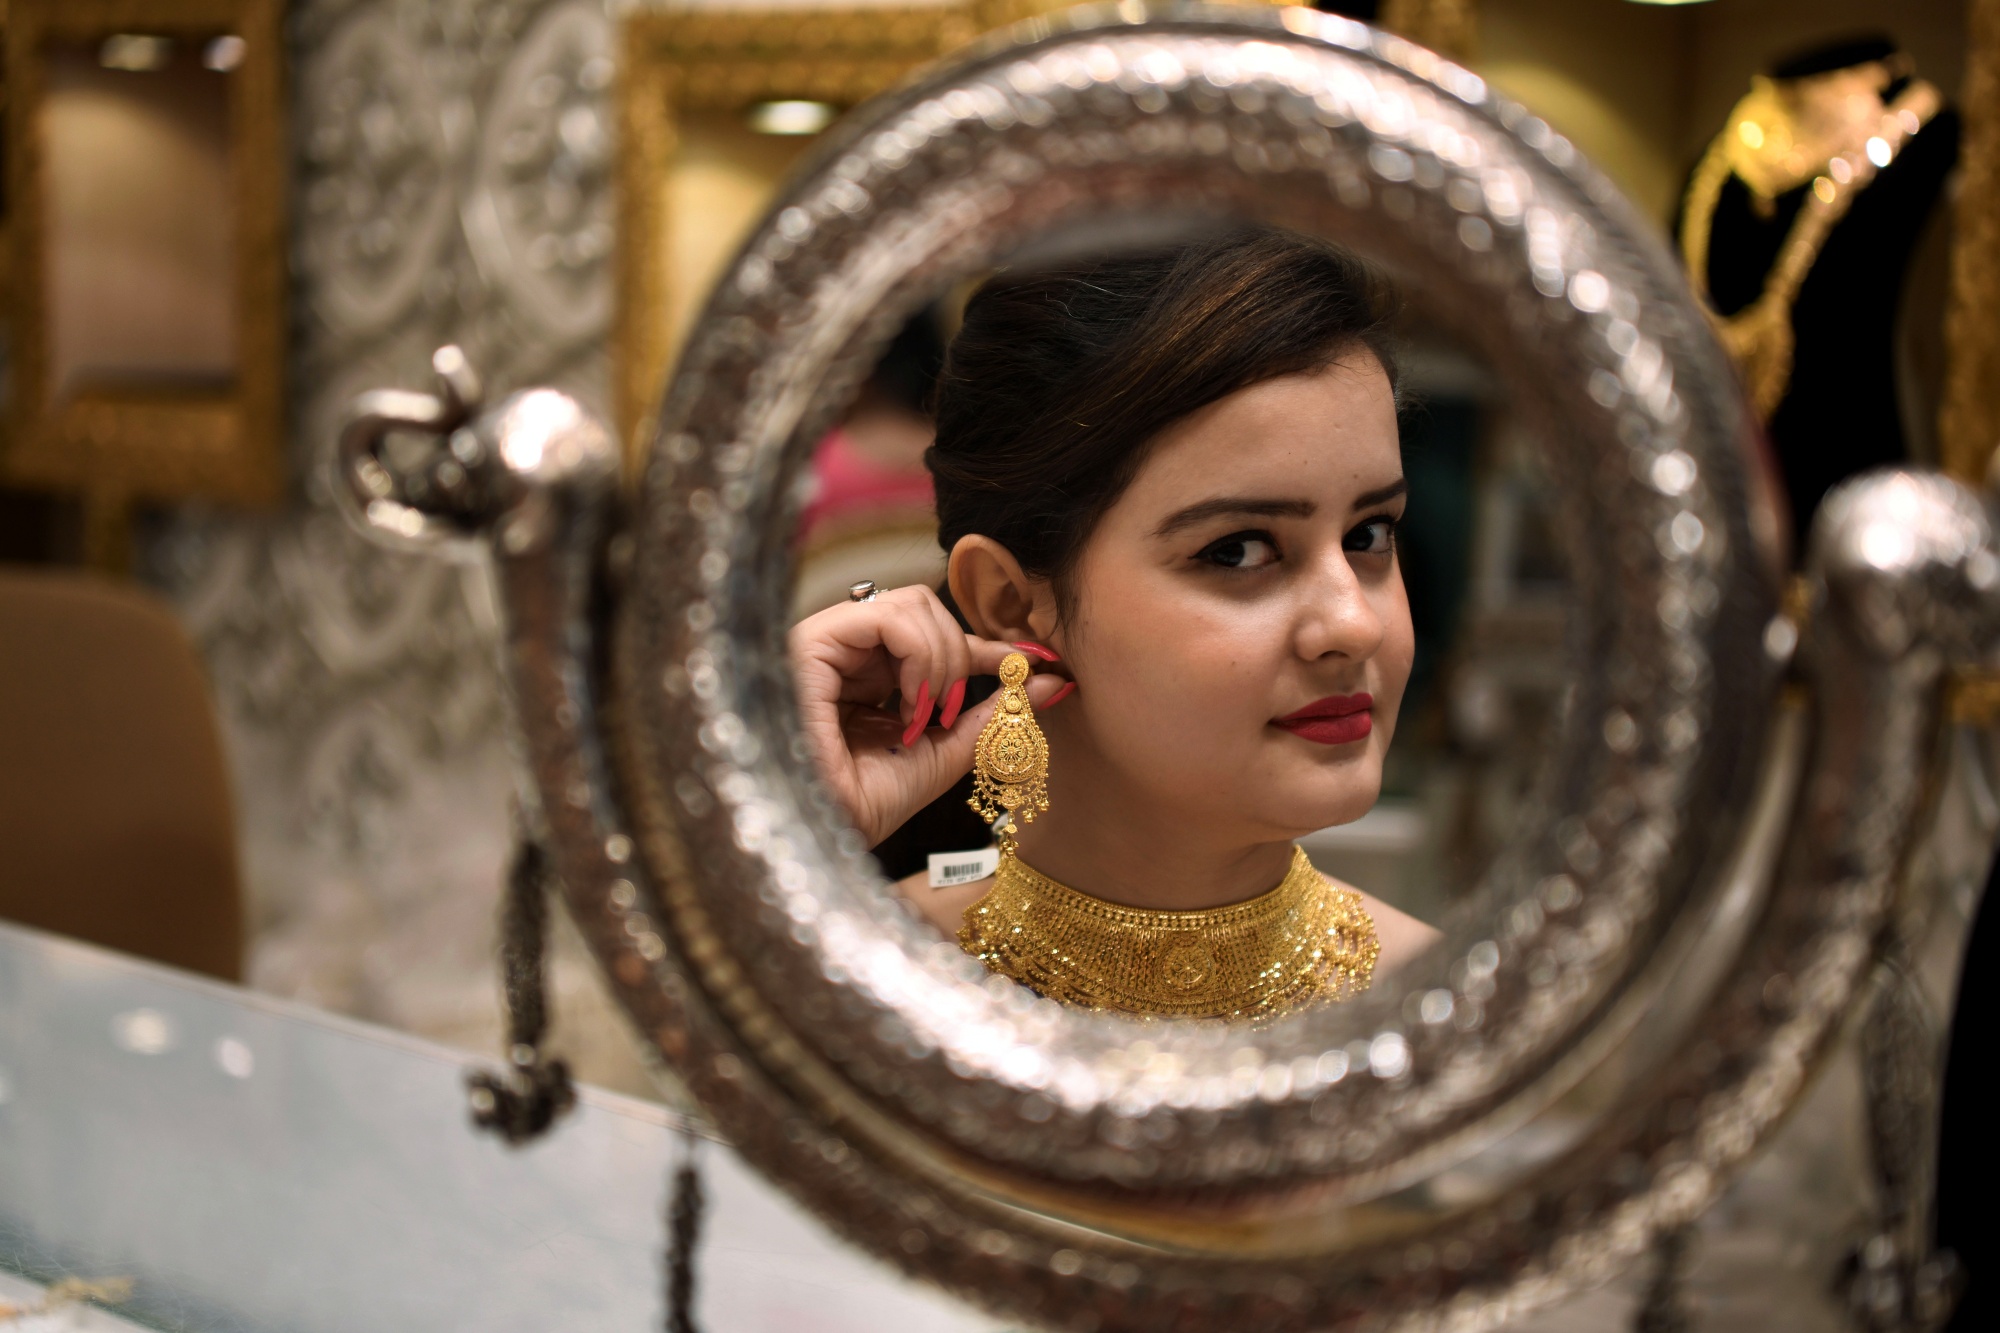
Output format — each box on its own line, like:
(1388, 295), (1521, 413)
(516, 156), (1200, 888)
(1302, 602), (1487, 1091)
(1680, 59), (1940, 420)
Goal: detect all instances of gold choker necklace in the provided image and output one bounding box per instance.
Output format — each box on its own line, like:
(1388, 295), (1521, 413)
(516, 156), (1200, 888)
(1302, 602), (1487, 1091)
(958, 846), (1378, 1019)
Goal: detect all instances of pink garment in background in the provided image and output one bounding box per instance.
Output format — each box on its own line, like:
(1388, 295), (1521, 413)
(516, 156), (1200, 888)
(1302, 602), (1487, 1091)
(796, 427), (936, 547)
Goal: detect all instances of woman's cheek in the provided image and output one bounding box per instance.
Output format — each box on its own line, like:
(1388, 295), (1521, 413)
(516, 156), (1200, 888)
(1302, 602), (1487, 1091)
(1111, 618), (1243, 756)
(1363, 582), (1416, 732)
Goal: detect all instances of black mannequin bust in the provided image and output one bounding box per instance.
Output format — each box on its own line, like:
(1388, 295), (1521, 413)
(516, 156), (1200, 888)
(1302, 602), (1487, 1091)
(1678, 36), (1960, 543)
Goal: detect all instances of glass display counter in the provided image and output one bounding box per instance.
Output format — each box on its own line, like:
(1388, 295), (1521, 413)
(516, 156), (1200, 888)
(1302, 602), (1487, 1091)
(0, 921), (993, 1332)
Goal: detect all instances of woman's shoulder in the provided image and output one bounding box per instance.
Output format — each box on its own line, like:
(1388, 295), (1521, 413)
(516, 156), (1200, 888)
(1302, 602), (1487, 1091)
(894, 867), (991, 938)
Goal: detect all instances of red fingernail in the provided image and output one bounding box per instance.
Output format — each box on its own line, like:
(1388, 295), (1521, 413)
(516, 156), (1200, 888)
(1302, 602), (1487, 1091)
(1012, 641), (1060, 663)
(901, 679), (934, 747)
(939, 678), (967, 729)
(1045, 681), (1076, 708)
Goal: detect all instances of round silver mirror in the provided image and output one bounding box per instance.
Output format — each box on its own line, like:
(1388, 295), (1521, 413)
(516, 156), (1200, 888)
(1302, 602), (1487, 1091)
(338, 4), (2000, 1327)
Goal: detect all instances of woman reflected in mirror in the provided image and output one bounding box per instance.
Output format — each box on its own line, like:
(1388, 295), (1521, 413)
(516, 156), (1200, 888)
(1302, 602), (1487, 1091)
(789, 225), (1439, 1019)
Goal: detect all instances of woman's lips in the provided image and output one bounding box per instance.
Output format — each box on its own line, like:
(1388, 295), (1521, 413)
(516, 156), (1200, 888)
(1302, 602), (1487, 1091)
(1273, 693), (1374, 746)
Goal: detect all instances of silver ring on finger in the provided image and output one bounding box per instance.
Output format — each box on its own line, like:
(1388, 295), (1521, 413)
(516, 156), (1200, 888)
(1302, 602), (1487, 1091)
(847, 579), (880, 603)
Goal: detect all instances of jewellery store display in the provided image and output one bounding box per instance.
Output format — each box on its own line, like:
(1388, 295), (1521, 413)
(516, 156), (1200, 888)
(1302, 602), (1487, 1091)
(1673, 38), (1960, 542)
(334, 7), (2000, 1330)
(966, 651), (1050, 830)
(1681, 68), (1941, 419)
(960, 844), (1378, 1018)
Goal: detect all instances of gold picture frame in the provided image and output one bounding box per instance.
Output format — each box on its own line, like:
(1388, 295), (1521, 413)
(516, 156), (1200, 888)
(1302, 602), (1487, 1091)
(617, 1), (989, 470)
(4, 0), (286, 564)
(1942, 0), (2000, 483)
(613, 0), (1303, 472)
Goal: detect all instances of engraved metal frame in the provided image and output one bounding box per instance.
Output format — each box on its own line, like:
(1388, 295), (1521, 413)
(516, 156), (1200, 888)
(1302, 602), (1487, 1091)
(3, 0), (287, 525)
(628, 0), (1778, 1198)
(341, 6), (2000, 1328)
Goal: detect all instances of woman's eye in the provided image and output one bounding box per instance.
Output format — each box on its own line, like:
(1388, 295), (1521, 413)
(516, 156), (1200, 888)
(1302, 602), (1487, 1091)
(1197, 531), (1281, 569)
(1344, 517), (1397, 556)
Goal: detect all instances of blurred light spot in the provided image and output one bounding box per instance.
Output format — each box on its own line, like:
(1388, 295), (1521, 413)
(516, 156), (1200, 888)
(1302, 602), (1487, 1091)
(100, 34), (174, 71)
(1866, 136), (1892, 168)
(748, 100), (837, 136)
(1650, 450), (1697, 496)
(1736, 121), (1764, 148)
(1419, 989), (1455, 1025)
(1568, 270), (1609, 313)
(1970, 549), (2000, 591)
(500, 389), (581, 471)
(204, 35), (246, 71)
(112, 1008), (176, 1055)
(1860, 522), (1917, 571)
(1603, 709), (1639, 754)
(1369, 1031), (1409, 1078)
(1764, 615), (1799, 663)
(215, 1036), (255, 1079)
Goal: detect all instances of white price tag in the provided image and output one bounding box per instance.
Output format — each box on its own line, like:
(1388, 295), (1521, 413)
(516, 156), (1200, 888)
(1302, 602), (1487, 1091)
(927, 846), (1000, 889)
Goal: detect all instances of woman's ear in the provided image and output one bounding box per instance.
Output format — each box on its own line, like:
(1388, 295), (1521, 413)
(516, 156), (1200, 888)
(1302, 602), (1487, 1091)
(947, 536), (1058, 643)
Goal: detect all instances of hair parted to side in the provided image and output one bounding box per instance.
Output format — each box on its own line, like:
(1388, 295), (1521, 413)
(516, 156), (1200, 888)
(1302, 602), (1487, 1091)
(927, 224), (1398, 615)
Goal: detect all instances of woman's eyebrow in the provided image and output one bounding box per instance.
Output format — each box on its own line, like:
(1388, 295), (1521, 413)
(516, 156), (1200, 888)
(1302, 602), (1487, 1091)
(1152, 497), (1315, 538)
(1351, 478), (1408, 510)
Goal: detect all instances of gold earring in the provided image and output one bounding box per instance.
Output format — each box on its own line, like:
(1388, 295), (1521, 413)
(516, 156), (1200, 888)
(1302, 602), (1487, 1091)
(969, 652), (1050, 838)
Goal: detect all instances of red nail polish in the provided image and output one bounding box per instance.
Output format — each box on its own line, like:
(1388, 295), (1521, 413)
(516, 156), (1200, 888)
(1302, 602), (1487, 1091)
(1011, 641), (1060, 663)
(939, 677), (967, 729)
(1045, 681), (1076, 708)
(901, 679), (934, 747)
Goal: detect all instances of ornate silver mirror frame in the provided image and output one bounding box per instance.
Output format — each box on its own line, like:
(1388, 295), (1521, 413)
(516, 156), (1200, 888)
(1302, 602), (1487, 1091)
(337, 6), (2000, 1327)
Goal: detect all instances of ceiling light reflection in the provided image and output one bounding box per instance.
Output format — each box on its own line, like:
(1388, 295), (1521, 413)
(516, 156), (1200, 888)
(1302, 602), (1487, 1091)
(748, 99), (838, 136)
(99, 34), (175, 72)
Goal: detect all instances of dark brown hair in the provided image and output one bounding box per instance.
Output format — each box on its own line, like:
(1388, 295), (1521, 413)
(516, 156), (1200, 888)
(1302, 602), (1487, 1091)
(927, 225), (1398, 614)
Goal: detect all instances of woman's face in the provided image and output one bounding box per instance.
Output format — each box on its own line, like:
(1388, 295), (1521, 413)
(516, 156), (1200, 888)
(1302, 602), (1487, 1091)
(1050, 357), (1412, 843)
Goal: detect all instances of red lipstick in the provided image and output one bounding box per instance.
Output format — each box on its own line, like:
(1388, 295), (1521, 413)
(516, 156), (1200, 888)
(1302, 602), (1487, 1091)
(1273, 693), (1373, 746)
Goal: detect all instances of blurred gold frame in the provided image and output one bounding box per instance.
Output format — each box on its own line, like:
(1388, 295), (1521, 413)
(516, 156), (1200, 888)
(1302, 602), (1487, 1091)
(613, 0), (1307, 473)
(4, 0), (286, 564)
(618, 1), (998, 470)
(1943, 0), (2000, 483)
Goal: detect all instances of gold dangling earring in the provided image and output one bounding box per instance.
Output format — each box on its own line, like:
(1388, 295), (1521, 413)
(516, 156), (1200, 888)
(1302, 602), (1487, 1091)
(969, 652), (1050, 846)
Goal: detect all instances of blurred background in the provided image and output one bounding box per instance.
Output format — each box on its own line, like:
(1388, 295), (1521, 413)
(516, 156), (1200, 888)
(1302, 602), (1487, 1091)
(1, 0), (1994, 1325)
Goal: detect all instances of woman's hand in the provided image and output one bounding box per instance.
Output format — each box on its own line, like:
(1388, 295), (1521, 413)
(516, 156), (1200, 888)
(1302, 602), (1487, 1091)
(789, 585), (1070, 848)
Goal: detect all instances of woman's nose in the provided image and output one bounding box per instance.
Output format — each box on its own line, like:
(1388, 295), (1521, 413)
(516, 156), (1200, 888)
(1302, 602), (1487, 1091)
(1295, 551), (1387, 661)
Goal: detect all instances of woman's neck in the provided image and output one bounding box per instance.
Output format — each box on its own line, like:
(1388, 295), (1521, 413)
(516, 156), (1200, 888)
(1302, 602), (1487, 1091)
(1007, 783), (1297, 913)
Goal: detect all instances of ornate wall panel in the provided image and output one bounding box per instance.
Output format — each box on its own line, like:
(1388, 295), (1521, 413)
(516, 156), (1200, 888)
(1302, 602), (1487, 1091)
(155, 0), (645, 1091)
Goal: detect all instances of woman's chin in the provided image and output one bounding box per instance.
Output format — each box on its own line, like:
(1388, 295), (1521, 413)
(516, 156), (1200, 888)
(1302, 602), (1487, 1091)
(1261, 745), (1383, 808)
(1255, 783), (1382, 839)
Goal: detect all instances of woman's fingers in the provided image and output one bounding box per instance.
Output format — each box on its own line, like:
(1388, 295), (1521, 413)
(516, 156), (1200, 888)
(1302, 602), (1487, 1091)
(924, 597), (974, 725)
(930, 668), (1072, 743)
(906, 669), (1071, 785)
(914, 636), (1072, 741)
(886, 596), (949, 741)
(938, 676), (969, 731)
(878, 586), (983, 740)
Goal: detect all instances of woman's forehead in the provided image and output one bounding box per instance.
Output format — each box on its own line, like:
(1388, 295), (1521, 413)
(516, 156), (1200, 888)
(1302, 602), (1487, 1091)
(1122, 365), (1402, 511)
